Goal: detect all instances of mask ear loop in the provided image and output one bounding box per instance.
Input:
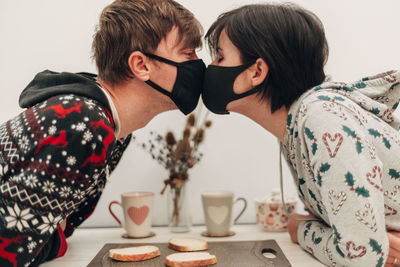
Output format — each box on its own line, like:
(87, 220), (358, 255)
(279, 141), (319, 222)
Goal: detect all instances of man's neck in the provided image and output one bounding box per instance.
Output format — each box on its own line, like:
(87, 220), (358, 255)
(97, 79), (174, 139)
(232, 96), (289, 143)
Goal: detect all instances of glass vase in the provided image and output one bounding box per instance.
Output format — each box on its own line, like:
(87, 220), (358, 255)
(167, 181), (192, 233)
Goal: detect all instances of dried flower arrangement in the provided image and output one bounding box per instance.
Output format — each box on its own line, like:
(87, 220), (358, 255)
(138, 110), (212, 229)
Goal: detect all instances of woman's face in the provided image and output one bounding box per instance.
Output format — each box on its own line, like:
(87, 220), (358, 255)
(209, 29), (268, 112)
(210, 30), (254, 96)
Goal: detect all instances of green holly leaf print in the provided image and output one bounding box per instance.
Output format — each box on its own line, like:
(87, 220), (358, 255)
(376, 257), (384, 267)
(314, 85), (322, 91)
(318, 95), (331, 101)
(317, 173), (322, 186)
(343, 126), (357, 138)
(355, 82), (367, 88)
(345, 172), (355, 187)
(369, 238), (382, 254)
(369, 129), (381, 138)
(393, 101), (399, 110)
(389, 169), (400, 179)
(336, 245), (345, 258)
(334, 96), (345, 101)
(343, 86), (355, 92)
(317, 203), (323, 215)
(305, 127), (315, 140)
(355, 186), (370, 197)
(312, 143), (317, 155)
(298, 178), (305, 197)
(332, 225), (341, 244)
(304, 229), (309, 239)
(311, 232), (322, 244)
(390, 82), (400, 90)
(286, 114), (292, 127)
(356, 141), (363, 154)
(383, 137), (391, 149)
(370, 108), (380, 115)
(320, 163), (331, 173)
(308, 189), (317, 201)
(314, 237), (322, 244)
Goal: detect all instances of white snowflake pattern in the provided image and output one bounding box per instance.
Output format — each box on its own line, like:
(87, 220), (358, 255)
(12, 126), (23, 137)
(10, 118), (21, 129)
(48, 126), (57, 135)
(0, 164), (8, 178)
(17, 247), (24, 253)
(76, 122), (86, 132)
(73, 189), (85, 200)
(63, 95), (74, 100)
(83, 130), (93, 142)
(59, 186), (72, 198)
(24, 174), (38, 188)
(27, 241), (37, 251)
(85, 100), (96, 110)
(66, 156), (77, 166)
(37, 213), (62, 234)
(5, 204), (34, 231)
(18, 135), (30, 152)
(11, 173), (23, 183)
(42, 181), (55, 194)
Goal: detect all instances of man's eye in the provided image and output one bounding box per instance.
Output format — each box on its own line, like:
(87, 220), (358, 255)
(217, 56), (223, 63)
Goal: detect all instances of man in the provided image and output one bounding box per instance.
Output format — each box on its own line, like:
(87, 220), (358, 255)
(0, 0), (205, 266)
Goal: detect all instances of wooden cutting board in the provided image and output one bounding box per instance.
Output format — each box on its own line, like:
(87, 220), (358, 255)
(88, 239), (291, 267)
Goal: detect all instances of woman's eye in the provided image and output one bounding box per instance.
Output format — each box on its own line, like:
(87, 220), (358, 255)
(217, 56), (223, 63)
(184, 51), (196, 58)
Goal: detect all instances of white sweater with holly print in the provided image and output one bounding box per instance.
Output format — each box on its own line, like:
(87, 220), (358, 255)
(282, 70), (400, 267)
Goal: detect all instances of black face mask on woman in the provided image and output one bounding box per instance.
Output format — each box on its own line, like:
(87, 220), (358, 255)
(202, 61), (264, 114)
(144, 53), (206, 115)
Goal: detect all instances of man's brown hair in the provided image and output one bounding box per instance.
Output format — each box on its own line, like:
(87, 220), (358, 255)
(92, 0), (202, 85)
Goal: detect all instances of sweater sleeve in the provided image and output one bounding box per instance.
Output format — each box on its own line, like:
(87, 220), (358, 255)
(297, 103), (388, 267)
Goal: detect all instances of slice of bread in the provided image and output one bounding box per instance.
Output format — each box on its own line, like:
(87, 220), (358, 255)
(108, 245), (160, 262)
(168, 238), (208, 252)
(165, 252), (217, 267)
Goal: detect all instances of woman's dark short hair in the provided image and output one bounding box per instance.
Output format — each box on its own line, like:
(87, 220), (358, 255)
(205, 3), (329, 113)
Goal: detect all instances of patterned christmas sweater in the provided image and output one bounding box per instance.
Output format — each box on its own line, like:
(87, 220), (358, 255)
(282, 70), (400, 267)
(0, 70), (131, 267)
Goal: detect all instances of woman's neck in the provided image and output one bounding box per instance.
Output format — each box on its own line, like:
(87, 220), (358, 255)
(231, 95), (289, 143)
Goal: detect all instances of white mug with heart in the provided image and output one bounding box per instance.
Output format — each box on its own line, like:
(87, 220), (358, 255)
(201, 191), (247, 237)
(108, 192), (154, 238)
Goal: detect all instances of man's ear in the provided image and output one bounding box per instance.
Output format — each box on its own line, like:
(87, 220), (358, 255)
(128, 51), (151, 81)
(251, 58), (269, 87)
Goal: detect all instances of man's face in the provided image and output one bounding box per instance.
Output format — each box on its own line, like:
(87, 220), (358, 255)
(147, 26), (199, 93)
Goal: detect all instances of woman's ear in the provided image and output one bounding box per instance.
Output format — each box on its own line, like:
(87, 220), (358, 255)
(128, 51), (151, 81)
(251, 58), (269, 87)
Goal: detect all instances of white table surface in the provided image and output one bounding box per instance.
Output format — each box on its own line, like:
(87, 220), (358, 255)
(41, 224), (324, 267)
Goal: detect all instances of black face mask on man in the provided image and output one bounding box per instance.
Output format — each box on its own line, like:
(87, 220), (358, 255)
(144, 53), (206, 115)
(202, 61), (264, 114)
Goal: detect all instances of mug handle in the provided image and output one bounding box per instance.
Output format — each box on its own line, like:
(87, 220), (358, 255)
(108, 201), (123, 226)
(233, 197), (247, 224)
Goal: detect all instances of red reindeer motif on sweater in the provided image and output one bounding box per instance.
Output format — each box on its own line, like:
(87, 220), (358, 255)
(42, 101), (83, 118)
(81, 119), (114, 167)
(0, 235), (26, 267)
(34, 131), (68, 154)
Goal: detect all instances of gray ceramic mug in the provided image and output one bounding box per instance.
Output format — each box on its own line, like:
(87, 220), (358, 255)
(201, 191), (247, 237)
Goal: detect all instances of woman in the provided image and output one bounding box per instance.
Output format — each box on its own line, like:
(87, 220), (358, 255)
(201, 3), (400, 266)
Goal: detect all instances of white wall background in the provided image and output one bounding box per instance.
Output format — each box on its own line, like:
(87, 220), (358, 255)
(0, 0), (399, 228)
